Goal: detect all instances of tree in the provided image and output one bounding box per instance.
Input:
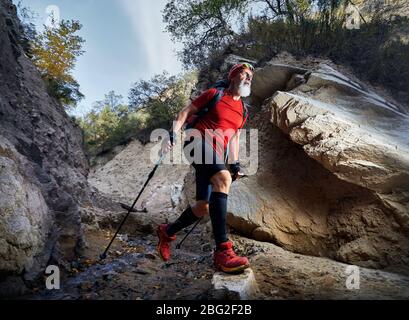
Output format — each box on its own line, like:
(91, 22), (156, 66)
(129, 72), (177, 111)
(93, 91), (129, 117)
(30, 19), (85, 109)
(163, 0), (350, 68)
(163, 0), (250, 68)
(129, 71), (197, 127)
(79, 72), (197, 156)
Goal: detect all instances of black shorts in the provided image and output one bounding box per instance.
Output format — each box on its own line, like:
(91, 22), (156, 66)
(183, 138), (227, 202)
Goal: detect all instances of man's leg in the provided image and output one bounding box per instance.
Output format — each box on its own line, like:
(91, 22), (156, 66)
(157, 160), (211, 261)
(166, 201), (208, 236)
(209, 170), (250, 273)
(209, 170), (231, 246)
(166, 164), (212, 236)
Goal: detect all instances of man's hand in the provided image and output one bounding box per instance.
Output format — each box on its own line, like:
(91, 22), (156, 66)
(161, 131), (177, 154)
(232, 172), (246, 181)
(230, 161), (244, 182)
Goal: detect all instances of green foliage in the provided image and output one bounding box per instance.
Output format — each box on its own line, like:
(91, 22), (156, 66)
(234, 3), (409, 105)
(129, 71), (197, 128)
(163, 0), (249, 68)
(78, 91), (136, 155)
(79, 72), (197, 156)
(163, 1), (345, 67)
(164, 0), (409, 105)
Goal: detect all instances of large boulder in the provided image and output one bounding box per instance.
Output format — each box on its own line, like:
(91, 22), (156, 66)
(227, 56), (409, 275)
(0, 137), (52, 276)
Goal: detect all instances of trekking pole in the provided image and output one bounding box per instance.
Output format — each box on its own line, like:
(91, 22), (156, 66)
(176, 217), (203, 250)
(100, 152), (166, 260)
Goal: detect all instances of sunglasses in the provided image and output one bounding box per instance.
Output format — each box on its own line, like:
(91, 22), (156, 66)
(241, 63), (255, 71)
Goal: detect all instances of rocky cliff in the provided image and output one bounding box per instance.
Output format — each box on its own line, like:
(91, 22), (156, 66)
(225, 53), (409, 275)
(0, 0), (94, 293)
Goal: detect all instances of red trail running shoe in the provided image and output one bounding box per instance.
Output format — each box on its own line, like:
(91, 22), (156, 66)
(213, 241), (250, 273)
(156, 224), (176, 261)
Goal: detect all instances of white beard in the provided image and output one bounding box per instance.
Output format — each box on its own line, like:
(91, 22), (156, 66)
(238, 80), (251, 97)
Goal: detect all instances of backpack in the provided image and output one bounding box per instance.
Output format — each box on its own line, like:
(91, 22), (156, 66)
(184, 80), (248, 130)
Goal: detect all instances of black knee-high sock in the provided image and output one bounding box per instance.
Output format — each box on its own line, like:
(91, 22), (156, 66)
(209, 192), (228, 247)
(166, 206), (200, 236)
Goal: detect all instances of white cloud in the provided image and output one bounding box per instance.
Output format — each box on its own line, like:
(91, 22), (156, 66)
(119, 0), (183, 77)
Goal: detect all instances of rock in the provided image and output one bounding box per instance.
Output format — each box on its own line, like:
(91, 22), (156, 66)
(212, 269), (259, 300)
(170, 184), (183, 208)
(270, 66), (409, 217)
(0, 0), (114, 292)
(79, 282), (93, 291)
(237, 236), (409, 299)
(134, 268), (151, 275)
(144, 253), (156, 260)
(336, 237), (380, 268)
(102, 272), (115, 281)
(0, 137), (51, 274)
(201, 243), (212, 252)
(251, 62), (307, 104)
(117, 234), (128, 242)
(88, 139), (191, 225)
(225, 57), (409, 275)
(0, 276), (29, 297)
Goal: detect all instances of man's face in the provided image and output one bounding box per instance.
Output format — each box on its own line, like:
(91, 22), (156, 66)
(240, 69), (253, 86)
(233, 68), (253, 97)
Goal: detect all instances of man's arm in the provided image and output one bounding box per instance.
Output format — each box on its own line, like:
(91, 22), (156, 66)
(228, 130), (240, 163)
(228, 130), (244, 181)
(171, 103), (200, 134)
(162, 103), (199, 153)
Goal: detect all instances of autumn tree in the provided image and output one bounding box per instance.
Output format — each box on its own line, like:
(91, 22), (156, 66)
(29, 19), (85, 109)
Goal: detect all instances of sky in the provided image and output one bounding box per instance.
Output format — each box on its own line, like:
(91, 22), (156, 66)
(19, 0), (184, 117)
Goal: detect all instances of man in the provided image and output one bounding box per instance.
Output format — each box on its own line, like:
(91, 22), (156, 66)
(157, 63), (254, 274)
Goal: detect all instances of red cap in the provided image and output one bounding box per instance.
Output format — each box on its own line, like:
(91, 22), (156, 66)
(228, 63), (254, 81)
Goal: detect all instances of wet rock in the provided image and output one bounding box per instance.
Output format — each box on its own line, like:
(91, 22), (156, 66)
(102, 273), (115, 281)
(0, 276), (28, 297)
(144, 253), (156, 260)
(79, 282), (93, 291)
(134, 268), (151, 275)
(201, 243), (212, 252)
